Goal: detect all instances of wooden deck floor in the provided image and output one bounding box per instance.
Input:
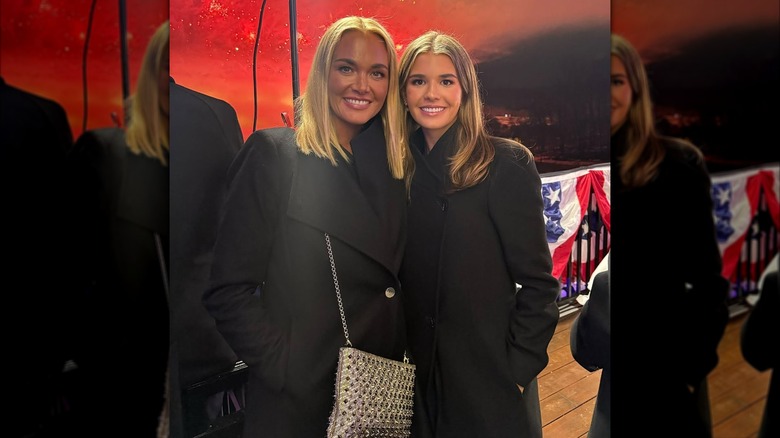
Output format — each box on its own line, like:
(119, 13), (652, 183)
(540, 309), (771, 437)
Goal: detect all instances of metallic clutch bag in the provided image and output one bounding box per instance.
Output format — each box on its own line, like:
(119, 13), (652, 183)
(324, 234), (416, 438)
(328, 347), (416, 437)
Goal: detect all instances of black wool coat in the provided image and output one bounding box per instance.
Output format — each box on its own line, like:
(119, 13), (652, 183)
(204, 117), (408, 437)
(400, 125), (561, 438)
(610, 125), (729, 437)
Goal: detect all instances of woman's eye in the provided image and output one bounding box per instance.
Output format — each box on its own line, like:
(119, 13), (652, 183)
(371, 71), (386, 79)
(442, 79), (454, 86)
(410, 79), (424, 86)
(338, 66), (353, 73)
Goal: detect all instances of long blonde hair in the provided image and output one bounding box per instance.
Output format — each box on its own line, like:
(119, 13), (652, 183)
(611, 33), (668, 188)
(294, 16), (411, 181)
(399, 31), (512, 191)
(126, 21), (169, 166)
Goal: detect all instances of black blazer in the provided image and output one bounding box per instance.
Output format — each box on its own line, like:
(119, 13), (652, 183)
(571, 267), (611, 438)
(400, 125), (561, 438)
(203, 117), (408, 437)
(741, 267), (778, 438)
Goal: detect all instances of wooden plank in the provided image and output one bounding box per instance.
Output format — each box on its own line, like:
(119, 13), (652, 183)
(709, 361), (770, 400)
(712, 399), (766, 438)
(539, 343), (577, 378)
(541, 398), (596, 438)
(710, 371), (771, 425)
(540, 371), (601, 425)
(538, 360), (592, 400)
(547, 325), (573, 352)
(554, 312), (578, 334)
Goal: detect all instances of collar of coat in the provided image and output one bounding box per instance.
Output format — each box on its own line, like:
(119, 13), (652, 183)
(286, 116), (405, 274)
(410, 121), (460, 190)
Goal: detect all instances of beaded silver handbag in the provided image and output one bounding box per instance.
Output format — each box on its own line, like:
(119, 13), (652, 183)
(324, 233), (416, 438)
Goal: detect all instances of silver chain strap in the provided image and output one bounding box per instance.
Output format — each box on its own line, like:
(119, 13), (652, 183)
(325, 233), (352, 347)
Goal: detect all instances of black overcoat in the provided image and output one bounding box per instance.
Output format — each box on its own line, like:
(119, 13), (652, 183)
(610, 126), (729, 437)
(204, 117), (408, 437)
(400, 126), (561, 438)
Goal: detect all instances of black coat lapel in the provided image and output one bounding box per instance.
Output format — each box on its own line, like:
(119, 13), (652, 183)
(287, 118), (399, 274)
(410, 123), (459, 195)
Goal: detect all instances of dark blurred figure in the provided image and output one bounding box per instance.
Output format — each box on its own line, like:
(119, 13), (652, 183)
(570, 255), (610, 438)
(740, 256), (778, 438)
(610, 33), (730, 437)
(167, 78), (243, 437)
(68, 22), (169, 437)
(1, 77), (74, 437)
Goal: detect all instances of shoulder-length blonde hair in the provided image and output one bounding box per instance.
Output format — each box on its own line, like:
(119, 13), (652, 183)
(126, 21), (169, 166)
(399, 30), (498, 190)
(294, 16), (410, 181)
(611, 33), (668, 188)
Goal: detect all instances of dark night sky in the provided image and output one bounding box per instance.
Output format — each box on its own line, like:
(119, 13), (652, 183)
(612, 0), (779, 166)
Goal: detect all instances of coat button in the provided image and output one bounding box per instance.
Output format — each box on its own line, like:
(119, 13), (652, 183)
(427, 316), (436, 328)
(385, 287), (396, 298)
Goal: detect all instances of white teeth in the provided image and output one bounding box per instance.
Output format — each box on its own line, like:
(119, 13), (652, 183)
(345, 98), (370, 105)
(421, 107), (444, 113)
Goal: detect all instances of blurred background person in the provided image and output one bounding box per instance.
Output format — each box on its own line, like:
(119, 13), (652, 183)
(68, 21), (170, 437)
(610, 33), (729, 438)
(2, 76), (75, 438)
(740, 254), (778, 438)
(570, 254), (610, 437)
(167, 78), (243, 437)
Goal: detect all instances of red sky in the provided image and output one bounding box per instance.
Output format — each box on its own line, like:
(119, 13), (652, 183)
(0, 0), (168, 138)
(2, 1), (775, 141)
(170, 0), (609, 140)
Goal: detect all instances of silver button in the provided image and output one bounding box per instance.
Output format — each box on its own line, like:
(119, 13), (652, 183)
(385, 287), (396, 298)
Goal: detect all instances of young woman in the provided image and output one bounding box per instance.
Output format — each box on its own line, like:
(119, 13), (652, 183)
(203, 16), (412, 437)
(398, 31), (561, 438)
(610, 33), (729, 437)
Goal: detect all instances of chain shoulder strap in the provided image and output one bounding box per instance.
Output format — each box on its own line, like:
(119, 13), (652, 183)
(325, 232), (411, 364)
(325, 233), (352, 347)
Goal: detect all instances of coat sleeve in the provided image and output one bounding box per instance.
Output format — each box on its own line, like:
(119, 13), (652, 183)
(488, 144), (561, 387)
(202, 129), (291, 391)
(570, 269), (611, 371)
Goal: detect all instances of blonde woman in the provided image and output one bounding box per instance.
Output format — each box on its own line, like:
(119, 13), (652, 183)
(69, 21), (170, 437)
(203, 16), (411, 436)
(397, 31), (560, 438)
